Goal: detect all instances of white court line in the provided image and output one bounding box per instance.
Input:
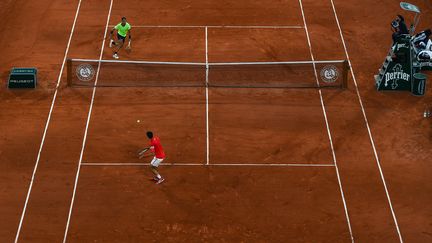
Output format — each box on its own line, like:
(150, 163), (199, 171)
(208, 60), (346, 65)
(62, 0), (114, 242)
(81, 162), (335, 167)
(329, 1), (403, 242)
(108, 25), (304, 29)
(205, 26), (210, 165)
(297, 0), (354, 242)
(69, 58), (346, 65)
(14, 1), (84, 242)
(69, 58), (205, 65)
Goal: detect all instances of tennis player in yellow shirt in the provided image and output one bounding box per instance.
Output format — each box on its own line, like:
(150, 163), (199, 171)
(109, 17), (132, 59)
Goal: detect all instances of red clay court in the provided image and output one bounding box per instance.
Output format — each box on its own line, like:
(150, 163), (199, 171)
(1, 0), (431, 242)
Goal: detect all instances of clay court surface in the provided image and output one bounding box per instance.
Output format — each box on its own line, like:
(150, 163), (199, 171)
(1, 0), (432, 242)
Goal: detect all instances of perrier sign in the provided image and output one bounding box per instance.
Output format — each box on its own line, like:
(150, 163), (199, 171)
(375, 35), (413, 92)
(383, 63), (411, 90)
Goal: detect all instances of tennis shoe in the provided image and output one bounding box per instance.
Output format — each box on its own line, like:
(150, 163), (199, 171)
(113, 53), (119, 59)
(156, 178), (165, 184)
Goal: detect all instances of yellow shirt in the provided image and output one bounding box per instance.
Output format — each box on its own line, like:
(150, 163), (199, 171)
(115, 22), (131, 37)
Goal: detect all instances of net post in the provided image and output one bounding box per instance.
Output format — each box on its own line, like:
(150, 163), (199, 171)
(66, 59), (72, 87)
(342, 60), (349, 89)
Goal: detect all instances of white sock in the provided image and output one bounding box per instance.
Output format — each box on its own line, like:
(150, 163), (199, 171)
(156, 174), (162, 179)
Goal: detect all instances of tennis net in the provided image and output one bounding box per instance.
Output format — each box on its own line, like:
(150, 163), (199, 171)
(67, 58), (349, 88)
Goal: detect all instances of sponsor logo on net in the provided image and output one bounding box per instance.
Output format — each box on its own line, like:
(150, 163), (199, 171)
(320, 65), (339, 83)
(76, 64), (95, 82)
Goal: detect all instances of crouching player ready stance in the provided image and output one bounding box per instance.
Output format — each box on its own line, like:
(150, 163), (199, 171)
(109, 17), (132, 59)
(138, 131), (165, 184)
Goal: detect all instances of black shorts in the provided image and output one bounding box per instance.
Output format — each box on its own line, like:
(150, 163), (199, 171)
(117, 33), (126, 42)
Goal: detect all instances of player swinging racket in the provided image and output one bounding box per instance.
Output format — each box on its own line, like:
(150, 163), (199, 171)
(138, 131), (166, 184)
(109, 16), (132, 59)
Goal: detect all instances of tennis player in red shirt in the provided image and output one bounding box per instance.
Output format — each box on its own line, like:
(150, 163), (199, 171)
(138, 131), (166, 184)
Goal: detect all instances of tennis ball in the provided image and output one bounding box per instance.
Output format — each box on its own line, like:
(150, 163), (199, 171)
(137, 120), (140, 123)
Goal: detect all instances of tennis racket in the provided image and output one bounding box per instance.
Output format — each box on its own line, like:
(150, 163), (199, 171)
(138, 148), (149, 158)
(125, 40), (132, 53)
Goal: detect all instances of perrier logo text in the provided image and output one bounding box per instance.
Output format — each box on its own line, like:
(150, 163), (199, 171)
(385, 64), (410, 89)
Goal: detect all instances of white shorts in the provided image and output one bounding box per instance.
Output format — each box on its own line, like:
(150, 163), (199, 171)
(150, 157), (164, 167)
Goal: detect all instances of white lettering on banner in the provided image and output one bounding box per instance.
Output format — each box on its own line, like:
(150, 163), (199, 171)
(384, 64), (410, 89)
